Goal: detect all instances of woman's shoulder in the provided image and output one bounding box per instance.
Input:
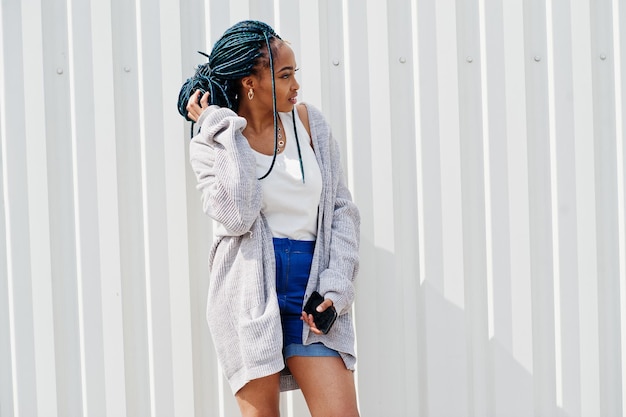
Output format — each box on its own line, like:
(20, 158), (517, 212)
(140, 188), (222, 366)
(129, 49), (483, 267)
(296, 102), (324, 122)
(296, 103), (330, 138)
(295, 103), (310, 134)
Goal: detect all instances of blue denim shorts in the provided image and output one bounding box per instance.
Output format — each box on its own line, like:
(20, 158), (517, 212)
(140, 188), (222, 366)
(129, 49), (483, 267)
(284, 342), (340, 359)
(273, 238), (340, 359)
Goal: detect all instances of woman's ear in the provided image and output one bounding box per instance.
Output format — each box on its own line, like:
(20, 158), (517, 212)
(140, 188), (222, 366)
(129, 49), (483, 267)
(241, 76), (255, 91)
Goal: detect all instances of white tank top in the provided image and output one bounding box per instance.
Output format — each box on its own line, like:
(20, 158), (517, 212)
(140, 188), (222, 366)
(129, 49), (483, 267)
(253, 110), (323, 240)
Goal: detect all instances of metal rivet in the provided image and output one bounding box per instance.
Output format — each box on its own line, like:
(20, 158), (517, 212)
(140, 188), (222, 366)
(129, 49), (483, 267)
(600, 54), (607, 60)
(466, 56), (473, 63)
(124, 66), (131, 72)
(332, 59), (340, 66)
(56, 67), (63, 74)
(399, 56), (406, 64)
(534, 55), (542, 62)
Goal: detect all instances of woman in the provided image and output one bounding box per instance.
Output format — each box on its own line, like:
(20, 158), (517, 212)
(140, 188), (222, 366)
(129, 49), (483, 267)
(181, 20), (360, 417)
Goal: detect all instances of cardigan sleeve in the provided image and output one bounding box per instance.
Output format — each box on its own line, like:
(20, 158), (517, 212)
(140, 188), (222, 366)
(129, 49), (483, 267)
(189, 106), (262, 236)
(317, 125), (361, 315)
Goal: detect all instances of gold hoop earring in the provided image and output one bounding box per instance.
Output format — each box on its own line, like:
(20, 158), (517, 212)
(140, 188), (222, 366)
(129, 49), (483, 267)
(248, 88), (254, 100)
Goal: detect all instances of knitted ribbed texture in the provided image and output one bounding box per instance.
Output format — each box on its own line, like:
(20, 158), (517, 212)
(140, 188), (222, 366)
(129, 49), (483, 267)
(189, 104), (360, 393)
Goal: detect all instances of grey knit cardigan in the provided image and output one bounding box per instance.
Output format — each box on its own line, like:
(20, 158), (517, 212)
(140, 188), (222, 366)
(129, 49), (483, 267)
(189, 103), (360, 394)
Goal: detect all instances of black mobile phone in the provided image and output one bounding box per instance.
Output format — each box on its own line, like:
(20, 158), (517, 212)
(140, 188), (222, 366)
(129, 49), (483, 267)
(303, 291), (338, 334)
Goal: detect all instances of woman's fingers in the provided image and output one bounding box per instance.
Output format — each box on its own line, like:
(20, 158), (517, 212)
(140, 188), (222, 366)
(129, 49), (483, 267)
(200, 91), (210, 107)
(301, 312), (322, 335)
(186, 90), (203, 122)
(300, 297), (334, 335)
(316, 299), (333, 313)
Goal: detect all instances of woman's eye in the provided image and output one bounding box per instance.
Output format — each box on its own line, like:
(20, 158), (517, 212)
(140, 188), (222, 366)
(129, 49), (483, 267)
(279, 68), (298, 79)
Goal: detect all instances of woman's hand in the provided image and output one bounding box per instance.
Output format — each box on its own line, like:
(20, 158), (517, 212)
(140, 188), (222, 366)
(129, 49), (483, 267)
(186, 90), (210, 122)
(301, 298), (334, 335)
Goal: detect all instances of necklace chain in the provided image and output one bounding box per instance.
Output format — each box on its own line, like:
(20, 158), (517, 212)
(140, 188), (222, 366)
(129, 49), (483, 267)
(257, 109), (304, 183)
(277, 126), (285, 153)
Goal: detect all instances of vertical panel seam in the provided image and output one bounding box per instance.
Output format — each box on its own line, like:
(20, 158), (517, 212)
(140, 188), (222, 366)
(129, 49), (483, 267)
(0, 1), (19, 414)
(545, 0), (564, 408)
(274, 0), (281, 32)
(134, 0), (156, 415)
(66, 0), (90, 415)
(411, 0), (426, 285)
(612, 0), (626, 413)
(341, 0), (354, 192)
(478, 0), (495, 341)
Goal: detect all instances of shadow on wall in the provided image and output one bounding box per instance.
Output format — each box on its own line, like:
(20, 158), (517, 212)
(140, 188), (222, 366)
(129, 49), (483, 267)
(353, 239), (549, 417)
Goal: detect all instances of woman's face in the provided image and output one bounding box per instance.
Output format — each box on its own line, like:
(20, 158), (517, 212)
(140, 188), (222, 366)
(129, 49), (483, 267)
(251, 42), (300, 113)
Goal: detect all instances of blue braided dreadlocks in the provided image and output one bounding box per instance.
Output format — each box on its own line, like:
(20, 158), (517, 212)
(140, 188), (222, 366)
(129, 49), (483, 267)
(177, 20), (281, 118)
(178, 20), (304, 182)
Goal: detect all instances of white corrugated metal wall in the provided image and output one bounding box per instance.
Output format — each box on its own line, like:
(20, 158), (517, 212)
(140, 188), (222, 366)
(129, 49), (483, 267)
(0, 0), (624, 416)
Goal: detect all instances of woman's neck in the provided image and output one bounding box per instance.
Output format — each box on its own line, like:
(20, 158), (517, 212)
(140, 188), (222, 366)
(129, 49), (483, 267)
(238, 103), (276, 135)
